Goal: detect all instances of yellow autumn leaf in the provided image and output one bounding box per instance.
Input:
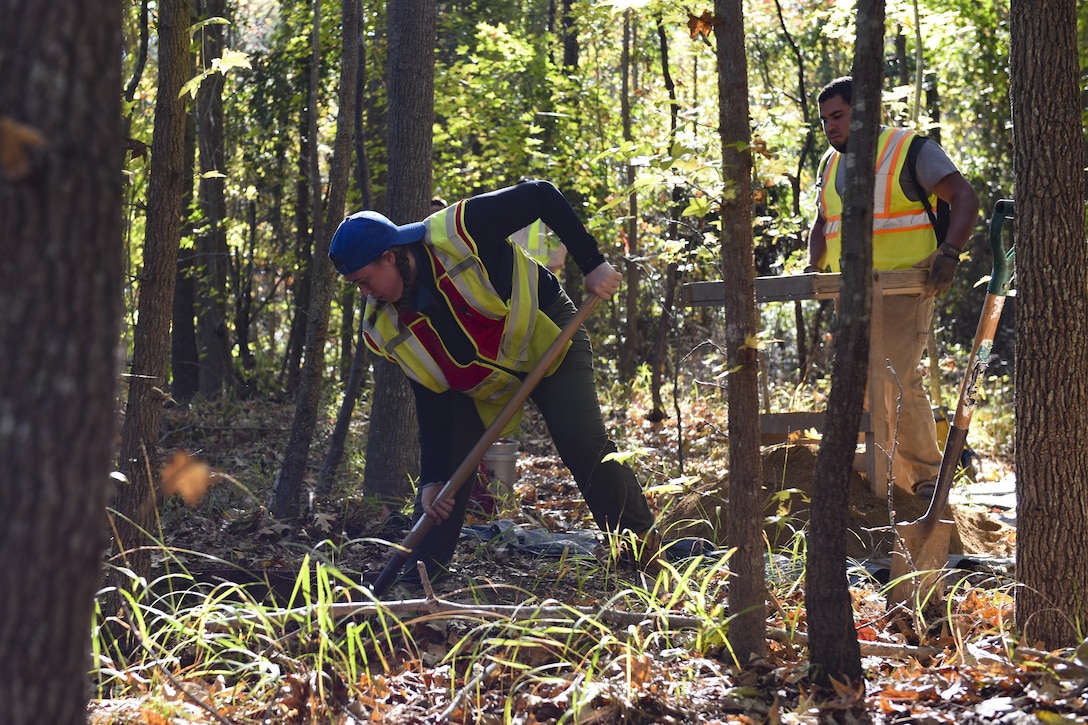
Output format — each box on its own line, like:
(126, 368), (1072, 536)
(161, 450), (213, 506)
(741, 333), (766, 351)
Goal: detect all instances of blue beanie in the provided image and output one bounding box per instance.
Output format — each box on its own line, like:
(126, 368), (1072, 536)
(328, 210), (426, 275)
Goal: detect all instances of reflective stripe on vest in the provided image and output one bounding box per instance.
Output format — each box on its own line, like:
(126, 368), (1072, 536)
(819, 127), (937, 271)
(360, 202), (565, 427)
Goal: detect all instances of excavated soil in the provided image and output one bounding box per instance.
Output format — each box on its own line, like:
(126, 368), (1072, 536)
(660, 444), (1015, 561)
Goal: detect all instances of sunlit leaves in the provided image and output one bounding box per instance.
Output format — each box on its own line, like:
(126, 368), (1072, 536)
(180, 48), (253, 99)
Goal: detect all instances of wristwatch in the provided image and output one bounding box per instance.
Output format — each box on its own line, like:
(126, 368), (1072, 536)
(938, 243), (963, 259)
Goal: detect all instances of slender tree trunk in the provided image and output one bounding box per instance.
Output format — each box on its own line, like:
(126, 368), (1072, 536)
(649, 16), (680, 423)
(320, 327), (370, 492)
(326, 2), (374, 486)
(362, 0), (437, 502)
(122, 0), (150, 140)
(271, 0), (361, 519)
(282, 106), (313, 394)
(196, 0), (234, 397)
(770, 0), (815, 375)
(172, 102), (200, 402)
(1010, 0), (1088, 649)
(806, 0), (884, 691)
(619, 12), (640, 381)
(235, 199), (257, 373)
(561, 0), (578, 67)
(112, 0), (192, 597)
(0, 1), (122, 719)
(714, 0), (767, 666)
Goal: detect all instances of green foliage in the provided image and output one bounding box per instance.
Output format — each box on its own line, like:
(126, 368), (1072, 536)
(113, 0), (1040, 399)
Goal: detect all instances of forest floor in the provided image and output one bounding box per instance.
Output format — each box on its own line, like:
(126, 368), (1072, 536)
(88, 394), (1088, 724)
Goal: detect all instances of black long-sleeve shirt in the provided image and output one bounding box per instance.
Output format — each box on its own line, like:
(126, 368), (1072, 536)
(406, 180), (605, 484)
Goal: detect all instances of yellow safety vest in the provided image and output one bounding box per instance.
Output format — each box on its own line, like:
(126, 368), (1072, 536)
(818, 127), (937, 271)
(361, 202), (567, 431)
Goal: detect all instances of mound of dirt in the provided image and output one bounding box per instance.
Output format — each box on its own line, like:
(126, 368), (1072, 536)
(660, 444), (1014, 560)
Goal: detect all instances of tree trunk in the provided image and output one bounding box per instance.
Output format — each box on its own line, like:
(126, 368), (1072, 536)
(326, 4), (375, 487)
(0, 1), (123, 720)
(619, 12), (640, 382)
(714, 0), (767, 666)
(196, 0), (235, 397)
(271, 0), (361, 519)
(361, 0), (437, 503)
(282, 105), (314, 394)
(122, 0), (151, 139)
(1010, 0), (1088, 649)
(320, 327), (370, 493)
(805, 0), (884, 690)
(112, 0), (192, 598)
(648, 16), (681, 423)
(560, 0), (578, 67)
(235, 199), (258, 374)
(172, 103), (201, 403)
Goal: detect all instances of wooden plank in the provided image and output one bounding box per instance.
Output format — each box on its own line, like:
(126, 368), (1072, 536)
(680, 269), (928, 307)
(761, 411), (828, 435)
(760, 411), (872, 445)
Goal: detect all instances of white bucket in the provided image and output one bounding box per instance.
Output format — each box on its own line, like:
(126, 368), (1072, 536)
(483, 439), (520, 490)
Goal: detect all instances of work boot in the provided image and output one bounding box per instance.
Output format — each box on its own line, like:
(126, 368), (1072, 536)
(912, 480), (936, 501)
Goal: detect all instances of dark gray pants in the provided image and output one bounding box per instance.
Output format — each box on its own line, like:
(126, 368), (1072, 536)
(405, 293), (655, 581)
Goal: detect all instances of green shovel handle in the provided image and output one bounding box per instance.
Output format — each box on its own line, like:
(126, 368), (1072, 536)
(988, 198), (1015, 296)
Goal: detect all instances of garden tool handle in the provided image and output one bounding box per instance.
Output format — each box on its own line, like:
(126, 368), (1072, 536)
(988, 198), (1014, 295)
(919, 199), (1015, 529)
(370, 294), (602, 596)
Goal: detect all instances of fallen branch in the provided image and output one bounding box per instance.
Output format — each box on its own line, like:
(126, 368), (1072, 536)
(1014, 646), (1088, 680)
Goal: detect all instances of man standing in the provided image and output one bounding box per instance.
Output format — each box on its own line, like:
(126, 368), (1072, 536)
(806, 76), (979, 499)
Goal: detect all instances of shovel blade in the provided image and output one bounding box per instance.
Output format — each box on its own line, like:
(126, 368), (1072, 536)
(888, 518), (955, 607)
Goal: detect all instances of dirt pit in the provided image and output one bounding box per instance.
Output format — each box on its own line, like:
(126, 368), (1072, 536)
(660, 444), (1015, 561)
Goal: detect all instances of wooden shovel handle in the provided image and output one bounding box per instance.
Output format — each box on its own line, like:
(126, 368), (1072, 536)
(371, 294), (601, 596)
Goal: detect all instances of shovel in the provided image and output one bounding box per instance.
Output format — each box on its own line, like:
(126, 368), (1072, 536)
(889, 199), (1015, 606)
(370, 294), (601, 597)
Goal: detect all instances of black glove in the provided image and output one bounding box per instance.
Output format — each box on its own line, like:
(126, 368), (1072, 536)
(926, 244), (961, 296)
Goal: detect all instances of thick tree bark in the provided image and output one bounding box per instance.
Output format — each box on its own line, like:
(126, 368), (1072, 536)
(714, 0), (767, 665)
(271, 0), (361, 519)
(806, 0), (885, 690)
(1010, 0), (1088, 648)
(112, 0), (192, 596)
(361, 0), (437, 502)
(0, 0), (123, 721)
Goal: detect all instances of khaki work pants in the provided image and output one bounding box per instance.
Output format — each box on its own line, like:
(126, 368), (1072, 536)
(874, 293), (942, 493)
